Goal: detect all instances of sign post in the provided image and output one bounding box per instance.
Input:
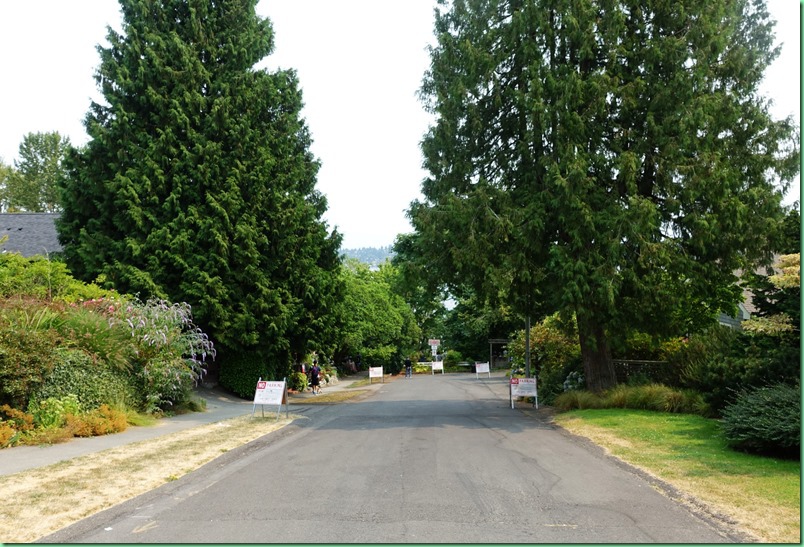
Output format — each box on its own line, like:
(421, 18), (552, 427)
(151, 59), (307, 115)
(509, 377), (537, 409)
(252, 377), (289, 419)
(369, 366), (384, 384)
(428, 338), (440, 359)
(474, 362), (490, 379)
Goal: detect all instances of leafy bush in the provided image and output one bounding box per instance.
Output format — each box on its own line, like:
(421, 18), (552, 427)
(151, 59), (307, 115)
(28, 394), (81, 429)
(135, 356), (195, 414)
(675, 325), (800, 415)
(0, 252), (110, 302)
(0, 317), (60, 408)
(509, 314), (583, 405)
(361, 345), (402, 374)
(32, 348), (139, 410)
(443, 349), (463, 367)
(219, 350), (277, 399)
(720, 383), (800, 457)
(64, 405), (128, 437)
(288, 371), (308, 392)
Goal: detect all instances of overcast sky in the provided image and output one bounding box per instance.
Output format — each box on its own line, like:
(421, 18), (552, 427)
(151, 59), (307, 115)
(0, 1), (799, 249)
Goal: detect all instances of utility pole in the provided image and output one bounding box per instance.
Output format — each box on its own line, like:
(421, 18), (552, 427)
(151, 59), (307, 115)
(525, 315), (531, 378)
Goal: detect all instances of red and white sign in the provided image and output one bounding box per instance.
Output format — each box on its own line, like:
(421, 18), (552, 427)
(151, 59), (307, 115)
(428, 339), (440, 347)
(510, 377), (537, 397)
(253, 380), (286, 405)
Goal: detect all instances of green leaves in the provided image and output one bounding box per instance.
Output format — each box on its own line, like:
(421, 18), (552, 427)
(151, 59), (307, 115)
(58, 0), (342, 377)
(409, 0), (797, 391)
(5, 132), (70, 213)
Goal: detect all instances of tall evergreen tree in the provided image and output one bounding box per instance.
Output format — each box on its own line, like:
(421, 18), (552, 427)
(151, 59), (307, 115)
(57, 0), (342, 377)
(409, 0), (799, 391)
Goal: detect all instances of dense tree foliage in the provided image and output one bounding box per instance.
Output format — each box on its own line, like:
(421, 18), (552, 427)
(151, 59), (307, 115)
(406, 0), (799, 391)
(4, 132), (69, 212)
(332, 259), (420, 374)
(57, 0), (341, 381)
(0, 160), (12, 211)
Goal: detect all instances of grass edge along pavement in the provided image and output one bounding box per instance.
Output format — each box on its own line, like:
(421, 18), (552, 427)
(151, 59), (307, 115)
(553, 409), (800, 544)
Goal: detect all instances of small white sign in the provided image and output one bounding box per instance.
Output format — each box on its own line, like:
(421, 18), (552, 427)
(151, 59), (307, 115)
(510, 377), (538, 409)
(475, 362), (490, 378)
(369, 366), (384, 378)
(253, 380), (286, 405)
(431, 361), (444, 374)
(510, 377), (536, 396)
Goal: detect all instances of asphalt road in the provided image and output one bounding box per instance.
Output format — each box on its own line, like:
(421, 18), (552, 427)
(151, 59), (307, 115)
(41, 372), (744, 543)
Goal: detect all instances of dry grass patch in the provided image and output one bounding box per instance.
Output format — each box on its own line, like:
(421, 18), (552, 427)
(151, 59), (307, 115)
(294, 390), (369, 404)
(0, 414), (297, 543)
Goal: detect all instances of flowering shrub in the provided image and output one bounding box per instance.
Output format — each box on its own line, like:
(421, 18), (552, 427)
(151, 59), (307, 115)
(563, 371), (585, 392)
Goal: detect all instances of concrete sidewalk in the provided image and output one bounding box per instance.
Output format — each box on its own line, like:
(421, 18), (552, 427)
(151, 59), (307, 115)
(0, 373), (375, 477)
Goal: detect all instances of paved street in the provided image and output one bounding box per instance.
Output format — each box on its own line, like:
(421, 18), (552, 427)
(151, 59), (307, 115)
(41, 372), (742, 543)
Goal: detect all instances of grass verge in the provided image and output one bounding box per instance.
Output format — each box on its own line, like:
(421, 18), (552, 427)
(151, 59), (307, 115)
(553, 409), (800, 543)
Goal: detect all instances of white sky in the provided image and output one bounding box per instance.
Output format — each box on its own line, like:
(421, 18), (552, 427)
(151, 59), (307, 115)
(0, 1), (799, 249)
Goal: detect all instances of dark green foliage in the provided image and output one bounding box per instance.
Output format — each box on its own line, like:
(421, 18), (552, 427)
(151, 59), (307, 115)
(57, 0), (342, 375)
(676, 323), (800, 415)
(407, 0), (798, 393)
(0, 319), (60, 409)
(32, 348), (139, 411)
(219, 350), (280, 399)
(720, 384), (801, 457)
(508, 314), (583, 405)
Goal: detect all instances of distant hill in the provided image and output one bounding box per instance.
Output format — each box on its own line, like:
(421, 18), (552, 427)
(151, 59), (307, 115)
(341, 245), (395, 267)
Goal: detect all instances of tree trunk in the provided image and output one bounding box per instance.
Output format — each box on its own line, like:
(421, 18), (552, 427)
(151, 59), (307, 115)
(576, 310), (617, 393)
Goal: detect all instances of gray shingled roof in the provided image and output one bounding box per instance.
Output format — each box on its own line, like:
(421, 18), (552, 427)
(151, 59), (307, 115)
(0, 213), (63, 258)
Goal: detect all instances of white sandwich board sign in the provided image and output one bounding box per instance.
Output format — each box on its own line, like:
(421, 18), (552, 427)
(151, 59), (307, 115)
(509, 377), (538, 409)
(431, 361), (444, 374)
(252, 378), (288, 419)
(475, 362), (490, 378)
(369, 366), (384, 383)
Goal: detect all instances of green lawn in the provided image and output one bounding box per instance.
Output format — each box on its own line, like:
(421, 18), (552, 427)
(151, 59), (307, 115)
(553, 409), (800, 543)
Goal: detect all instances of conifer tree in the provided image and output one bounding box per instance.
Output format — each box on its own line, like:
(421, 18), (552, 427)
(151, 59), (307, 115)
(409, 0), (799, 391)
(57, 0), (342, 377)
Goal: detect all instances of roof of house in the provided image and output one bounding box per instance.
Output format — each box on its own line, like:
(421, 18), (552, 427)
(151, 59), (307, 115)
(0, 213), (63, 258)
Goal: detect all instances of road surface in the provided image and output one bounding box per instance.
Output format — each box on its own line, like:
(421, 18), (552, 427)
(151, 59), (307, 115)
(41, 372), (743, 543)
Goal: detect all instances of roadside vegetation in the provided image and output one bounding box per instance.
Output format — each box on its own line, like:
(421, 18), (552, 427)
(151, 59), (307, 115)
(554, 409), (800, 543)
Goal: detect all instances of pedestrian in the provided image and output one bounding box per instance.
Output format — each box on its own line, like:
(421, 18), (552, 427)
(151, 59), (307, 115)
(404, 357), (412, 378)
(310, 360), (321, 394)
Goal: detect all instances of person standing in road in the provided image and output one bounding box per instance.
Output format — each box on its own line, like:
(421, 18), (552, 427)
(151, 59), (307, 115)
(404, 357), (412, 378)
(310, 360), (321, 394)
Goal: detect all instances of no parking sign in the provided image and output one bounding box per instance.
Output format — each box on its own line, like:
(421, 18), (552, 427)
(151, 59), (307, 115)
(510, 377), (538, 409)
(252, 378), (288, 419)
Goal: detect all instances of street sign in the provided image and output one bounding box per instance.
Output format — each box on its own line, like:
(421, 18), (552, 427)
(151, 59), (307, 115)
(509, 377), (538, 409)
(369, 366), (384, 383)
(475, 362), (490, 378)
(428, 339), (440, 346)
(252, 378), (288, 419)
